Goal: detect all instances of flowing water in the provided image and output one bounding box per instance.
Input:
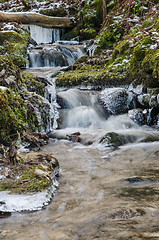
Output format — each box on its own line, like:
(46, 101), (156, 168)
(1, 25), (159, 240)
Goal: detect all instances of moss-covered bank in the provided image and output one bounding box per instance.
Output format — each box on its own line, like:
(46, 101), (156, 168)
(0, 152), (59, 193)
(56, 1), (159, 89)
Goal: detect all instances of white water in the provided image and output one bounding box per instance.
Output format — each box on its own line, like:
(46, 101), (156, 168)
(45, 76), (59, 131)
(56, 88), (159, 145)
(27, 43), (86, 68)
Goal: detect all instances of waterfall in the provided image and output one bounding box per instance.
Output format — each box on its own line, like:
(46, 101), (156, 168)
(45, 76), (59, 132)
(25, 25), (64, 44)
(57, 89), (132, 129)
(55, 88), (159, 145)
(27, 43), (86, 68)
(25, 25), (88, 134)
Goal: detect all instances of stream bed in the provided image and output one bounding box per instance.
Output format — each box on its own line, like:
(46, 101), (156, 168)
(1, 139), (159, 240)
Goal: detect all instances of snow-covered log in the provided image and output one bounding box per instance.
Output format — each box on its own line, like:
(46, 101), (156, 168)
(0, 11), (74, 28)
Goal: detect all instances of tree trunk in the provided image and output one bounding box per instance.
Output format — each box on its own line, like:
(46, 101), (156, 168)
(0, 11), (74, 28)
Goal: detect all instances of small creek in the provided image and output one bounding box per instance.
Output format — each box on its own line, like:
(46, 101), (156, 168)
(1, 141), (159, 240)
(1, 25), (159, 240)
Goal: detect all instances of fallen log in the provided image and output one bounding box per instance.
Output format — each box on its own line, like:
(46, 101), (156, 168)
(0, 11), (75, 28)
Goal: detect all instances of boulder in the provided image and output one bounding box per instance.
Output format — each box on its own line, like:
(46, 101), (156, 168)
(99, 132), (127, 148)
(137, 94), (150, 108)
(128, 109), (145, 125)
(99, 88), (128, 115)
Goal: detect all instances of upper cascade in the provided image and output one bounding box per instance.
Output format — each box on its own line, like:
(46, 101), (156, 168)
(25, 25), (64, 44)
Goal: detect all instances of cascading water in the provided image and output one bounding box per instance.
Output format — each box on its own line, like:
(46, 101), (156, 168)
(25, 25), (91, 69)
(25, 25), (64, 44)
(54, 88), (159, 146)
(27, 43), (85, 68)
(25, 25), (88, 135)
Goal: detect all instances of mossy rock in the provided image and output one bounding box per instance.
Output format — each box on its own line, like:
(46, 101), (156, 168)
(100, 132), (137, 148)
(99, 132), (126, 148)
(0, 30), (30, 68)
(142, 49), (159, 87)
(112, 40), (129, 61)
(0, 86), (48, 144)
(39, 7), (67, 17)
(56, 64), (132, 89)
(0, 153), (59, 193)
(0, 88), (28, 144)
(80, 28), (97, 40)
(22, 72), (46, 96)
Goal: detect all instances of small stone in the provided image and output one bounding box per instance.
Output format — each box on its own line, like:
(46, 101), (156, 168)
(0, 69), (5, 77)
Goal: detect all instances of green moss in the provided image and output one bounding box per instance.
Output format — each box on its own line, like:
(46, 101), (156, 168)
(80, 28), (97, 40)
(0, 30), (30, 68)
(0, 166), (50, 193)
(0, 89), (28, 144)
(97, 31), (115, 48)
(112, 40), (129, 61)
(39, 7), (67, 17)
(0, 154), (59, 193)
(142, 49), (159, 87)
(131, 0), (149, 17)
(22, 72), (45, 96)
(99, 132), (126, 148)
(0, 86), (48, 144)
(56, 63), (131, 88)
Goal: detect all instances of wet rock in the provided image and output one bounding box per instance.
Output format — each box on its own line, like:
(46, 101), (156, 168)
(121, 186), (159, 200)
(66, 132), (81, 142)
(56, 95), (70, 109)
(100, 132), (126, 148)
(0, 211), (11, 218)
(129, 84), (147, 95)
(157, 94), (159, 104)
(126, 177), (144, 183)
(149, 95), (158, 108)
(128, 109), (145, 125)
(125, 176), (158, 183)
(99, 88), (128, 115)
(41, 51), (69, 67)
(137, 94), (150, 108)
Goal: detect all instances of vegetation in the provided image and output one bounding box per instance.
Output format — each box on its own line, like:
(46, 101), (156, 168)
(56, 0), (159, 89)
(0, 153), (59, 193)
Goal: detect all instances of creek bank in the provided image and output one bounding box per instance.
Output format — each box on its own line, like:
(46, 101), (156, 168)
(0, 22), (61, 208)
(0, 141), (60, 213)
(56, 2), (159, 90)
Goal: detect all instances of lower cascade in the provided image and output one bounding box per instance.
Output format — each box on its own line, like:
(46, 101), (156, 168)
(55, 88), (159, 146)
